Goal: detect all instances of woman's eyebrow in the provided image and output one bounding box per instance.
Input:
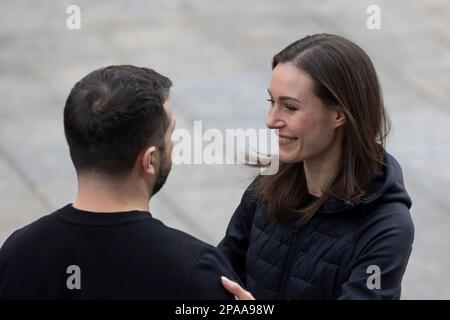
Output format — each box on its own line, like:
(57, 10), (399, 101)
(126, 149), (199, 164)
(267, 89), (301, 103)
(279, 96), (301, 103)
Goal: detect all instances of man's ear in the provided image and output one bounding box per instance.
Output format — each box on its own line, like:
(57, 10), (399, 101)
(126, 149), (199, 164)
(333, 107), (347, 128)
(142, 146), (158, 175)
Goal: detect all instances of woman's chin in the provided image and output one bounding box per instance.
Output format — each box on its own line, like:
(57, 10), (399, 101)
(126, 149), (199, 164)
(279, 151), (303, 164)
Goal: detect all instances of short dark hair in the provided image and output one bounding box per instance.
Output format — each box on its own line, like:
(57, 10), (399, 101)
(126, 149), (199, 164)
(64, 65), (171, 177)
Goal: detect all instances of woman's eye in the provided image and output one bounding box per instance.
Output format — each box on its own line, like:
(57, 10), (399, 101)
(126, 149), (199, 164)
(285, 104), (297, 111)
(267, 98), (275, 105)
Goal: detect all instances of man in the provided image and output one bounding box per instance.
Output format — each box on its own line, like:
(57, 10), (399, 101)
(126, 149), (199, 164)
(0, 65), (240, 299)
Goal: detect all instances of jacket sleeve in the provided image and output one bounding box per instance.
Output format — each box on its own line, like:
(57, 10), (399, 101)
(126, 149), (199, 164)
(217, 179), (258, 284)
(184, 246), (242, 300)
(338, 205), (415, 300)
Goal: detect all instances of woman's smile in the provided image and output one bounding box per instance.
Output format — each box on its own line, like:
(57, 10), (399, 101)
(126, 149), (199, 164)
(278, 134), (298, 147)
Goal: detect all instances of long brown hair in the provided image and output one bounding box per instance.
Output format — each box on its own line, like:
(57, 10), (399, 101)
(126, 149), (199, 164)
(255, 34), (390, 226)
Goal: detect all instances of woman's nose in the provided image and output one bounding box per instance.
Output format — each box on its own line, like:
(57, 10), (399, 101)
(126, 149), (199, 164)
(266, 107), (284, 129)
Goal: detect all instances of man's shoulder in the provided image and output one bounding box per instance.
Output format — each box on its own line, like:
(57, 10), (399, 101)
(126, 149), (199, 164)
(132, 217), (238, 299)
(150, 218), (216, 256)
(0, 209), (61, 253)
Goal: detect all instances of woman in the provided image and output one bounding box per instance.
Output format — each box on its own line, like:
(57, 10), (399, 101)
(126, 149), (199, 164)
(219, 34), (414, 300)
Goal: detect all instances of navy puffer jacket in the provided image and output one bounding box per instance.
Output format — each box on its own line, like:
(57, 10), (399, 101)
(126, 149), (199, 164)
(218, 152), (414, 299)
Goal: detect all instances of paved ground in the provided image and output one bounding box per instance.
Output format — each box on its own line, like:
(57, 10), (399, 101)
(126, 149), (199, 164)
(0, 0), (449, 299)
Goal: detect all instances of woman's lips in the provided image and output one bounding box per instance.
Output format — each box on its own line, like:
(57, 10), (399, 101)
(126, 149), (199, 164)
(278, 135), (298, 146)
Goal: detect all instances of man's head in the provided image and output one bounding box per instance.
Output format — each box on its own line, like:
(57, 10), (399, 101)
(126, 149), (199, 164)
(64, 65), (174, 196)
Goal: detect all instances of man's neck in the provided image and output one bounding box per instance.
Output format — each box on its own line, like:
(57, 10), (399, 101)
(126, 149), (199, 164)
(73, 175), (150, 213)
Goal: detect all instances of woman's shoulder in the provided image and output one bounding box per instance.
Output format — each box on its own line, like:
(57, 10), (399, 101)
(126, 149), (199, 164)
(240, 176), (262, 205)
(357, 201), (414, 250)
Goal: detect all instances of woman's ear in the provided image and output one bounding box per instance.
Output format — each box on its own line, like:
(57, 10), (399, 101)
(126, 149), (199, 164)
(333, 107), (347, 128)
(142, 146), (157, 175)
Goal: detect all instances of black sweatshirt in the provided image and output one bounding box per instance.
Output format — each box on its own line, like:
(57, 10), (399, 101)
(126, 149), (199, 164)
(0, 204), (238, 299)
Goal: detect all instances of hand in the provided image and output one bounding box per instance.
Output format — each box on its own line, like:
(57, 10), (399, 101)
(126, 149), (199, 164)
(221, 276), (255, 300)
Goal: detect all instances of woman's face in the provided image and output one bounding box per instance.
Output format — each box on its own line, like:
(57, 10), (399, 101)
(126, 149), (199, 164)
(267, 63), (344, 164)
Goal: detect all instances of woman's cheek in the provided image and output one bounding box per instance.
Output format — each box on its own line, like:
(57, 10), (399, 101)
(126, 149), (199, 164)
(293, 117), (318, 137)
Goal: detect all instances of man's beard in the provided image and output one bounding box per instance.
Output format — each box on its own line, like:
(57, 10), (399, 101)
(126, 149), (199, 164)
(152, 150), (171, 196)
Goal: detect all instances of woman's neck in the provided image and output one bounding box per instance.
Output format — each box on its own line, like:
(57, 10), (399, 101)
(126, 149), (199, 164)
(303, 142), (342, 197)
